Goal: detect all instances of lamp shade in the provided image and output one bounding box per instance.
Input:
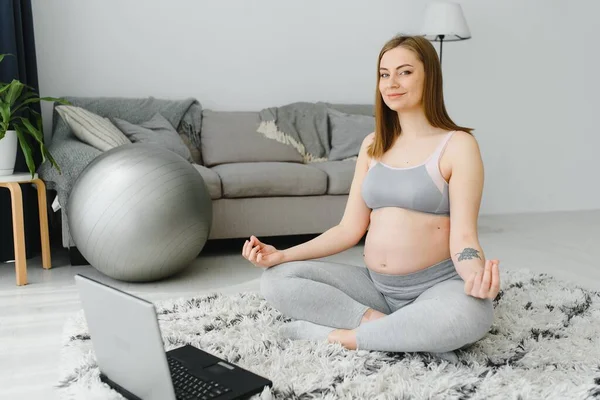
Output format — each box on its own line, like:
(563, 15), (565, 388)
(421, 1), (471, 42)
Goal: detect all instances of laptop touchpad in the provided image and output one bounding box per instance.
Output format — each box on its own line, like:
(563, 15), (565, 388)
(205, 362), (235, 375)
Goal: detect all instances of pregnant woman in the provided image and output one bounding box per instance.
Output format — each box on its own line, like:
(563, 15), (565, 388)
(242, 35), (500, 359)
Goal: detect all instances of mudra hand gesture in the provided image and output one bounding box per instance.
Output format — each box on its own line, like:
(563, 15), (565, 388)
(464, 259), (501, 299)
(241, 235), (285, 269)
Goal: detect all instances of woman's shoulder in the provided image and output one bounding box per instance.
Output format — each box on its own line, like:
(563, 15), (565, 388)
(362, 132), (377, 164)
(359, 132), (376, 156)
(447, 130), (479, 149)
(445, 130), (481, 161)
(360, 132), (375, 158)
(363, 132), (376, 146)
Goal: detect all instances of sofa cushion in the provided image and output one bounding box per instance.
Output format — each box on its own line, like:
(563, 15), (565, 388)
(201, 110), (304, 167)
(192, 164), (222, 199)
(308, 160), (356, 195)
(327, 109), (375, 161)
(212, 162), (327, 198)
(113, 113), (192, 161)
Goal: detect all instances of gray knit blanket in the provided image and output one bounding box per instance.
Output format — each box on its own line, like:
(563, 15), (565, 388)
(257, 102), (330, 163)
(37, 96), (202, 242)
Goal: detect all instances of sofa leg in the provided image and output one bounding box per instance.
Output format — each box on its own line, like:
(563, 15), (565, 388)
(69, 247), (89, 266)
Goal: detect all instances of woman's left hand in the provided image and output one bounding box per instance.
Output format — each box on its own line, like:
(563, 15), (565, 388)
(464, 259), (501, 299)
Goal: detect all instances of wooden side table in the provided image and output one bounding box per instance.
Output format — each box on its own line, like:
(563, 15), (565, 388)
(0, 173), (52, 286)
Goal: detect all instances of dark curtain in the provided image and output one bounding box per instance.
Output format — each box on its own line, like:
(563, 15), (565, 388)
(0, 0), (43, 261)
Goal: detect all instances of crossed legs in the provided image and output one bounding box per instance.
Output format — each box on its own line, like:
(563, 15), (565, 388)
(261, 260), (494, 354)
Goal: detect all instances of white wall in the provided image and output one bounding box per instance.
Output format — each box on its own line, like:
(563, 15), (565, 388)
(32, 0), (599, 215)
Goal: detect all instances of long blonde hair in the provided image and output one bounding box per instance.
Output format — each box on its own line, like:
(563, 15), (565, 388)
(368, 35), (473, 159)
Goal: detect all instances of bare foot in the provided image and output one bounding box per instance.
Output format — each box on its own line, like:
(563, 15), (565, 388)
(327, 309), (385, 350)
(327, 329), (357, 350)
(360, 308), (386, 325)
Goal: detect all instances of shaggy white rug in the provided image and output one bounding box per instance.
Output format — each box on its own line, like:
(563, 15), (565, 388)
(57, 269), (600, 400)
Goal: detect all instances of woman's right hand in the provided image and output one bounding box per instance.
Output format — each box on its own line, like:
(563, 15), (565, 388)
(242, 235), (285, 269)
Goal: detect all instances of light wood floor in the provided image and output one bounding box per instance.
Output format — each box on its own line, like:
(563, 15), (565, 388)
(1, 210), (599, 400)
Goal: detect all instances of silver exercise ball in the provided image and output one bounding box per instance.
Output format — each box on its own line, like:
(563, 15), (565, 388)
(68, 144), (212, 282)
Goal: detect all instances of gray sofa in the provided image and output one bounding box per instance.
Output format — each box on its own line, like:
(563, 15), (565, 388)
(40, 98), (374, 249)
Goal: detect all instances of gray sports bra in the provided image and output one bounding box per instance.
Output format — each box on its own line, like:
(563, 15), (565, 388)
(361, 131), (455, 215)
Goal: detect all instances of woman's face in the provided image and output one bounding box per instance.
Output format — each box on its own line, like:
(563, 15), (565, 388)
(378, 46), (425, 112)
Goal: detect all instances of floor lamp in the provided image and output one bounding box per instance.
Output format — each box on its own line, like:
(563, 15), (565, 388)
(421, 1), (471, 66)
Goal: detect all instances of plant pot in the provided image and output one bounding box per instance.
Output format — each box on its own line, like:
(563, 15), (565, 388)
(0, 130), (18, 176)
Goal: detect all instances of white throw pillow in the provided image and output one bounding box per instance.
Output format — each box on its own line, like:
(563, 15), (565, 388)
(55, 105), (131, 151)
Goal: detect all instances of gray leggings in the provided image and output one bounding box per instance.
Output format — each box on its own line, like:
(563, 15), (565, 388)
(260, 258), (494, 353)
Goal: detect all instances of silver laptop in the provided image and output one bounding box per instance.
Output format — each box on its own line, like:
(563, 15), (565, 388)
(75, 274), (272, 400)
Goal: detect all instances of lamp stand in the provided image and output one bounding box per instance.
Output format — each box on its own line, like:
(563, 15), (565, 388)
(438, 34), (445, 66)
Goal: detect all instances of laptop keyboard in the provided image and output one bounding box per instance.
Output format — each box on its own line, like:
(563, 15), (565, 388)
(167, 356), (232, 400)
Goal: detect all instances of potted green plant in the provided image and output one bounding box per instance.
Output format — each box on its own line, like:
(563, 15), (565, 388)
(0, 53), (69, 177)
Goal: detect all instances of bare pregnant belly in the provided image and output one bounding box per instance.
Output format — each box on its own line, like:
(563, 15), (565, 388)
(363, 207), (452, 275)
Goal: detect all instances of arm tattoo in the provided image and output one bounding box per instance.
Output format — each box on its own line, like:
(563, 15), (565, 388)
(455, 247), (481, 261)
